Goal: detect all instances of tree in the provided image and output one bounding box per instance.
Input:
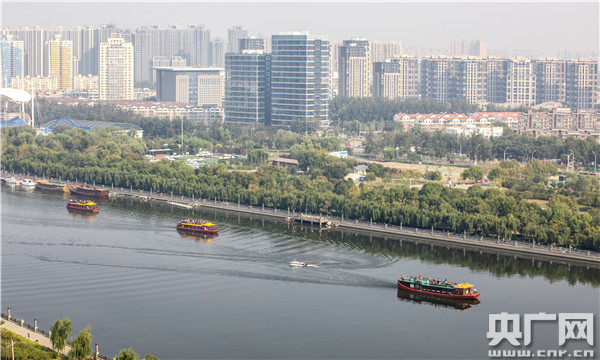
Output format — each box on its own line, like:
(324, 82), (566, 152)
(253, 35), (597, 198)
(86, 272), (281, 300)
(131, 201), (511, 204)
(461, 166), (485, 181)
(115, 348), (140, 360)
(68, 325), (92, 360)
(50, 317), (72, 354)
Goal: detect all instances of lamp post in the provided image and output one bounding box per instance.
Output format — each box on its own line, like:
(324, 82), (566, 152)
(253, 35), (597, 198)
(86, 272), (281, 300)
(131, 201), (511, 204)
(503, 147), (509, 161)
(569, 151), (574, 172)
(593, 151), (597, 174)
(531, 149), (536, 161)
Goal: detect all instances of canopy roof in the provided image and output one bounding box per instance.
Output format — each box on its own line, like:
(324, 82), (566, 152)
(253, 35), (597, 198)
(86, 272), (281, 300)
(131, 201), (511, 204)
(0, 88), (32, 102)
(454, 283), (474, 289)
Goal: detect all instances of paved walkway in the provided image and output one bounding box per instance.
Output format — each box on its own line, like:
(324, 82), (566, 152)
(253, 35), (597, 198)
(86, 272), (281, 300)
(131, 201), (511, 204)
(1, 316), (71, 355)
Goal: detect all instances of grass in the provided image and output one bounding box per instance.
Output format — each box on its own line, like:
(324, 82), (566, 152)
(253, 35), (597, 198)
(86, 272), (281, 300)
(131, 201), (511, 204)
(1, 328), (63, 360)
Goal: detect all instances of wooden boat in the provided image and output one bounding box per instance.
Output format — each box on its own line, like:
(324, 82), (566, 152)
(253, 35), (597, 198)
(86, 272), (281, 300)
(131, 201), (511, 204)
(176, 219), (218, 235)
(69, 185), (109, 198)
(396, 289), (480, 311)
(397, 274), (480, 300)
(67, 199), (99, 213)
(36, 180), (69, 192)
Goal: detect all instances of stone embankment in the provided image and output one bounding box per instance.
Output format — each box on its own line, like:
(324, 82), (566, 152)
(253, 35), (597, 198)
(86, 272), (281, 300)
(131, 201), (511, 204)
(3, 171), (600, 267)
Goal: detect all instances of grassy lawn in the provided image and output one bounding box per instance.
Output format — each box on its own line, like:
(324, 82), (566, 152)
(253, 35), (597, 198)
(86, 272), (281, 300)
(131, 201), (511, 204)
(1, 328), (62, 360)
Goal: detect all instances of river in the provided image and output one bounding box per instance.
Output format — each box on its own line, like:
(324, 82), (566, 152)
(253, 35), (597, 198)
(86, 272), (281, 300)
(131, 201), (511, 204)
(1, 184), (598, 359)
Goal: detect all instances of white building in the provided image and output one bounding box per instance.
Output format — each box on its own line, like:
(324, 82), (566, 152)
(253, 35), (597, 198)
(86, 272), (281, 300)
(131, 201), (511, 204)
(99, 37), (134, 100)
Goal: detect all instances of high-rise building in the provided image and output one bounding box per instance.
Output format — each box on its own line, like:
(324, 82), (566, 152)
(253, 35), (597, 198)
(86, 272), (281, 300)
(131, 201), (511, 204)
(227, 26), (248, 54)
(397, 56), (421, 100)
(373, 61), (402, 99)
(565, 58), (598, 109)
(224, 49), (271, 125)
(1, 36), (24, 88)
(99, 37), (134, 100)
(46, 35), (72, 89)
(338, 38), (372, 98)
(13, 26), (46, 77)
(186, 25), (211, 67)
(80, 25), (97, 76)
(239, 37), (265, 52)
(371, 41), (402, 62)
(420, 56), (451, 103)
(505, 57), (536, 107)
(452, 57), (487, 104)
(271, 32), (330, 127)
(155, 66), (225, 106)
(451, 39), (487, 57)
(534, 57), (566, 104)
(485, 57), (508, 104)
(210, 37), (225, 68)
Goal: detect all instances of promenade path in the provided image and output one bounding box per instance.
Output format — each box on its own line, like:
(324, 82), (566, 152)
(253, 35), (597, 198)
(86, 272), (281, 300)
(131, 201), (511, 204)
(1, 314), (71, 355)
(3, 171), (600, 267)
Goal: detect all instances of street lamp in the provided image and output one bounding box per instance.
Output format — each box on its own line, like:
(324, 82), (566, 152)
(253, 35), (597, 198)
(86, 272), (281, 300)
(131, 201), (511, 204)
(503, 147), (509, 161)
(569, 151), (574, 171)
(531, 149), (536, 161)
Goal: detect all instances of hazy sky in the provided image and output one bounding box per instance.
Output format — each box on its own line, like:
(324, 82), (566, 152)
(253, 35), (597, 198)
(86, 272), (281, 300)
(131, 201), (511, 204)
(2, 1), (599, 52)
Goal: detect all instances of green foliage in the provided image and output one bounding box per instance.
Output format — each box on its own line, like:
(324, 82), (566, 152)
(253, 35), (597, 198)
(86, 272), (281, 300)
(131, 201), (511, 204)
(461, 166), (485, 181)
(115, 348), (140, 360)
(144, 355), (159, 360)
(424, 170), (442, 181)
(3, 125), (600, 251)
(50, 317), (72, 353)
(1, 329), (60, 360)
(68, 325), (92, 360)
(367, 163), (385, 177)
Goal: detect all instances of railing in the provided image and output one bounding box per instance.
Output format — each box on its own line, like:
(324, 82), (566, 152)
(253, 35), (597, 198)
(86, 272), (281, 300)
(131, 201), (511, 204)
(3, 170), (600, 262)
(1, 312), (113, 360)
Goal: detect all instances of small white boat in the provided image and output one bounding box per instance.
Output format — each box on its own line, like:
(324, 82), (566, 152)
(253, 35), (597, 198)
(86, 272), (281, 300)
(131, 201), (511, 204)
(289, 259), (307, 267)
(168, 201), (194, 209)
(20, 179), (36, 187)
(5, 177), (21, 186)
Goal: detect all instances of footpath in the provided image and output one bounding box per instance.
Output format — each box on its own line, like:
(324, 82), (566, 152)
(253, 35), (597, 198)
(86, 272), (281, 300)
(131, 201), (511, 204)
(1, 312), (108, 359)
(3, 171), (600, 267)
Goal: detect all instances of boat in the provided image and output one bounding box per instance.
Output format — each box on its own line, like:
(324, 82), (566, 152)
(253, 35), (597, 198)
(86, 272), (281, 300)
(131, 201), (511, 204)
(36, 180), (69, 192)
(289, 259), (307, 267)
(397, 274), (480, 300)
(176, 219), (218, 235)
(66, 199), (99, 213)
(69, 185), (109, 198)
(20, 179), (36, 188)
(168, 200), (194, 209)
(396, 289), (480, 311)
(4, 177), (21, 186)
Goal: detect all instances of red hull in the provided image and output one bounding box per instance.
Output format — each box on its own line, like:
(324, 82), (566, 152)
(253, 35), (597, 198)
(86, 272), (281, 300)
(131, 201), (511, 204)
(67, 204), (99, 213)
(69, 186), (109, 198)
(176, 224), (218, 235)
(397, 280), (480, 300)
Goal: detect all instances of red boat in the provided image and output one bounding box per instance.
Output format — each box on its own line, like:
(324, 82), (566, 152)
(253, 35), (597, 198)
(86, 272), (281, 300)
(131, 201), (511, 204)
(69, 185), (109, 198)
(176, 219), (218, 235)
(67, 199), (99, 213)
(397, 274), (480, 300)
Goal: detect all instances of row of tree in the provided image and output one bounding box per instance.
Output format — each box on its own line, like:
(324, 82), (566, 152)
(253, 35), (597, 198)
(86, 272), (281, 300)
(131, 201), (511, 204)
(3, 126), (600, 251)
(50, 317), (155, 360)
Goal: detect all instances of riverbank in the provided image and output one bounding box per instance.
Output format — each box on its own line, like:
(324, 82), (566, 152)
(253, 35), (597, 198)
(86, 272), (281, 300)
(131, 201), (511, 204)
(1, 312), (110, 360)
(3, 172), (600, 267)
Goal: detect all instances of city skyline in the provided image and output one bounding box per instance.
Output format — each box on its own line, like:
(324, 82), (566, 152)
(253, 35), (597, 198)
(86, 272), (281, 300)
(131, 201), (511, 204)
(2, 1), (598, 54)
